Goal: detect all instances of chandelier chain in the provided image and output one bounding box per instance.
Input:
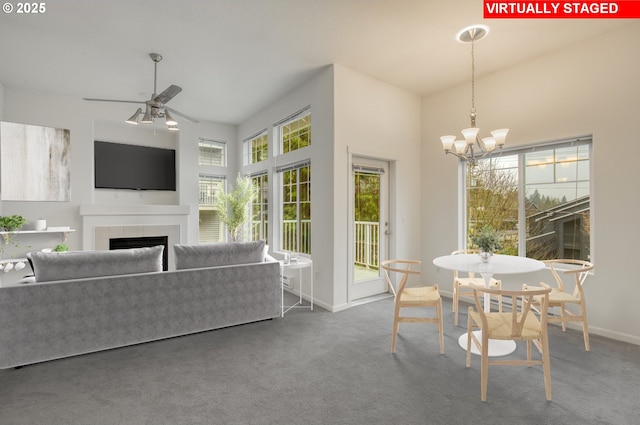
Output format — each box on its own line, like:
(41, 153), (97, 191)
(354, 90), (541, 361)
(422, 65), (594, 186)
(470, 38), (476, 126)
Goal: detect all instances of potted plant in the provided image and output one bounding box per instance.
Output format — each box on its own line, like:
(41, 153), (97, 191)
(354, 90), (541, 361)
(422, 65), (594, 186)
(53, 243), (69, 252)
(215, 174), (258, 241)
(470, 225), (501, 262)
(0, 215), (27, 232)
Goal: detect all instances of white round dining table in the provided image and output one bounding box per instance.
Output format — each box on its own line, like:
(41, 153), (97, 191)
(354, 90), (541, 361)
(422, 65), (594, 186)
(433, 253), (545, 356)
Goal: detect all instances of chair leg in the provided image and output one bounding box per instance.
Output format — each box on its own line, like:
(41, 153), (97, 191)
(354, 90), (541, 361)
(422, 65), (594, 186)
(437, 299), (444, 355)
(391, 303), (401, 352)
(481, 331), (489, 402)
(541, 335), (552, 401)
(581, 302), (590, 352)
(560, 303), (567, 332)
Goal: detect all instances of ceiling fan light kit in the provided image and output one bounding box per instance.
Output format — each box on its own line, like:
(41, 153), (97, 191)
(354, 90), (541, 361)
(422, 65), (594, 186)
(125, 108), (142, 125)
(83, 53), (199, 131)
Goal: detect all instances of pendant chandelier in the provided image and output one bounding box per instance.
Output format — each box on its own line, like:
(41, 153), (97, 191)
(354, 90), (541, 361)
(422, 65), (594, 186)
(440, 25), (508, 166)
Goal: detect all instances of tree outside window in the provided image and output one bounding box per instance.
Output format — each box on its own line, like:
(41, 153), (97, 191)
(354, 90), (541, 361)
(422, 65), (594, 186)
(281, 165), (311, 254)
(251, 174), (269, 243)
(465, 140), (591, 261)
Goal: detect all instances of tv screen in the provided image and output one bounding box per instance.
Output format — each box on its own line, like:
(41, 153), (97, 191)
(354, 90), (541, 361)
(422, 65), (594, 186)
(94, 141), (176, 191)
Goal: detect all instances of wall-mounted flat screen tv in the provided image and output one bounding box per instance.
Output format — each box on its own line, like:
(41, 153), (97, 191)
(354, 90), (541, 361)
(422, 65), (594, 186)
(94, 141), (176, 191)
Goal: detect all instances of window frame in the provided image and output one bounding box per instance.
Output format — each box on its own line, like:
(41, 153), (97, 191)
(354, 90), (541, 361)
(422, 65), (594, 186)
(461, 136), (593, 261)
(277, 161), (311, 255)
(250, 172), (269, 244)
(243, 130), (269, 166)
(198, 139), (227, 167)
(276, 107), (311, 156)
(198, 174), (226, 243)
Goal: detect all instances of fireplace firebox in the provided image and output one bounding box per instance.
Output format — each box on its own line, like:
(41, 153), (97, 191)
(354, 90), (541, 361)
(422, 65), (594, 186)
(109, 236), (169, 271)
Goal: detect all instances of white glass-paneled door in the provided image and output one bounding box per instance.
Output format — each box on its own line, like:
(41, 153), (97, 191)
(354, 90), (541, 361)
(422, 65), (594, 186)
(349, 157), (389, 301)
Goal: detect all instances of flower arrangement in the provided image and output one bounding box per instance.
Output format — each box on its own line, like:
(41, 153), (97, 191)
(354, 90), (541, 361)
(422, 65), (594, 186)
(470, 226), (501, 254)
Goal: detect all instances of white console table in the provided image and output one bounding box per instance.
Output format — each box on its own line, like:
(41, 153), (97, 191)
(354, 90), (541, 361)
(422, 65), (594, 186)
(280, 257), (313, 317)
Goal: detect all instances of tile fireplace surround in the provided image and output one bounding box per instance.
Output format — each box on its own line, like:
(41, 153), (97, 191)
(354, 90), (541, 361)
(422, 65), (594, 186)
(80, 205), (190, 271)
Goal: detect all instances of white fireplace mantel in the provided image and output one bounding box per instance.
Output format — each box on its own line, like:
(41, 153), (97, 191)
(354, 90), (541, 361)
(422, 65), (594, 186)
(79, 205), (191, 262)
(79, 204), (190, 217)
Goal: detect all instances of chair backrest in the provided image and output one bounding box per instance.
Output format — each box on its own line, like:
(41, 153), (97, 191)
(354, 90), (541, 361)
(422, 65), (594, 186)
(471, 287), (551, 339)
(543, 259), (594, 299)
(452, 249), (478, 279)
(381, 259), (421, 299)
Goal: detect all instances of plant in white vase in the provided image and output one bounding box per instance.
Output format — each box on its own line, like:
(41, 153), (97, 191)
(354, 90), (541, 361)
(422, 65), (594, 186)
(470, 226), (501, 262)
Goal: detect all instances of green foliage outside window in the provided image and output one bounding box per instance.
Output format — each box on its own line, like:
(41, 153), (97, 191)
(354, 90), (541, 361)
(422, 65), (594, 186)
(282, 115), (311, 154)
(354, 173), (380, 222)
(215, 175), (258, 241)
(466, 142), (591, 261)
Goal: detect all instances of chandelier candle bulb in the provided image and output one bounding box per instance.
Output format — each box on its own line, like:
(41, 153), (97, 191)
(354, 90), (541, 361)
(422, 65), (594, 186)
(441, 135), (456, 152)
(462, 127), (480, 145)
(491, 128), (509, 146)
(454, 140), (467, 154)
(482, 137), (496, 151)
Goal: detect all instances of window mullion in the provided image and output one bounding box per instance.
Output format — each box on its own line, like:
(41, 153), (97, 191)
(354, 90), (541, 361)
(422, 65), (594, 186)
(296, 176), (301, 252)
(518, 154), (526, 256)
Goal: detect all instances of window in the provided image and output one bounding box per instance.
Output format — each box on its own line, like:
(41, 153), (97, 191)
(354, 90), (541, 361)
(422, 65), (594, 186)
(198, 139), (226, 167)
(275, 108), (312, 254)
(198, 174), (225, 242)
(251, 173), (269, 243)
(279, 110), (311, 154)
(465, 138), (591, 261)
(278, 162), (311, 254)
(244, 132), (269, 165)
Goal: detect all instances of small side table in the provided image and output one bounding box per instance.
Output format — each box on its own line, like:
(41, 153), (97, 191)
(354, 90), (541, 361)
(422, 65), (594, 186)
(280, 257), (313, 316)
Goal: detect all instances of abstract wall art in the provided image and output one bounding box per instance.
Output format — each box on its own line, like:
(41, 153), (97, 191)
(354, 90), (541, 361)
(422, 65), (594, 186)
(0, 121), (71, 201)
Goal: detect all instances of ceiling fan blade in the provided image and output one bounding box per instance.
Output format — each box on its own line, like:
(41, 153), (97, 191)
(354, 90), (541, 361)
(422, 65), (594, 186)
(165, 106), (199, 123)
(83, 98), (147, 105)
(153, 85), (182, 104)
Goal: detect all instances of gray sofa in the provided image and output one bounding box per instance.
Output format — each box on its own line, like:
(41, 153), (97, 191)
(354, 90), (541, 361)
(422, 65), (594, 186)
(0, 241), (280, 369)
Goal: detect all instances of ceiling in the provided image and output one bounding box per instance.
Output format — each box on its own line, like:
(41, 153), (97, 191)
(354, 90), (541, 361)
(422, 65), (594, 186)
(0, 0), (632, 124)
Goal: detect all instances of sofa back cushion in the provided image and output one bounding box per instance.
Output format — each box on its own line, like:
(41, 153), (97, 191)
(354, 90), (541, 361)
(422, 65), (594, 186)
(30, 246), (164, 283)
(174, 240), (266, 270)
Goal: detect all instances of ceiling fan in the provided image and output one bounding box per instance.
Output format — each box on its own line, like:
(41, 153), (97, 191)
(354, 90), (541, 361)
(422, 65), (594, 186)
(83, 53), (198, 130)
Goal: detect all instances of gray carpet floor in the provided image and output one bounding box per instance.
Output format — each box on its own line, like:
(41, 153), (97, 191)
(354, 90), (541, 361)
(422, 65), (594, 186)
(0, 295), (638, 425)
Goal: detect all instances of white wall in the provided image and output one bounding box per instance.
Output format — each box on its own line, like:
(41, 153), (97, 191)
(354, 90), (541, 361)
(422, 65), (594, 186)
(0, 83), (4, 125)
(422, 23), (640, 345)
(333, 64), (422, 310)
(238, 66), (335, 310)
(238, 65), (421, 312)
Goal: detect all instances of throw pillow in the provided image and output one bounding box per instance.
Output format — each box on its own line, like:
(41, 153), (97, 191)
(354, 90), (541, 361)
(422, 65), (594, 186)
(173, 240), (266, 270)
(30, 245), (164, 282)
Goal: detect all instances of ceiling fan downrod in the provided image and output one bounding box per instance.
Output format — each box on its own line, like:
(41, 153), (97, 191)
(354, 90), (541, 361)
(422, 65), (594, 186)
(149, 53), (162, 97)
